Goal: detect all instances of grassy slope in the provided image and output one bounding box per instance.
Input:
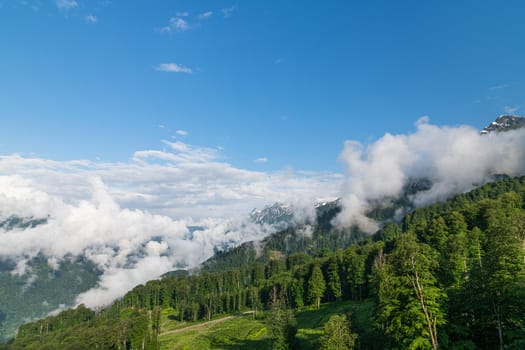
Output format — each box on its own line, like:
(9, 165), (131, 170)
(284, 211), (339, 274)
(159, 314), (268, 350)
(158, 300), (375, 350)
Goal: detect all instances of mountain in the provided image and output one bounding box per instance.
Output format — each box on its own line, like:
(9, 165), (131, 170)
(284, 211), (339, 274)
(0, 216), (101, 342)
(0, 216), (47, 231)
(480, 114), (525, 134)
(314, 198), (341, 215)
(2, 115), (525, 345)
(249, 202), (294, 227)
(6, 175), (525, 349)
(249, 199), (341, 228)
(201, 198), (356, 273)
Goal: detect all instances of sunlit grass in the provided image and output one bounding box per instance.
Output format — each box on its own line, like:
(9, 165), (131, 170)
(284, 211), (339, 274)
(159, 299), (374, 350)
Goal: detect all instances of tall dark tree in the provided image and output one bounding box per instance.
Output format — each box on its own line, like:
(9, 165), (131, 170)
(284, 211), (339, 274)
(344, 246), (366, 300)
(266, 287), (297, 350)
(308, 264), (326, 309)
(476, 194), (525, 349)
(326, 257), (342, 301)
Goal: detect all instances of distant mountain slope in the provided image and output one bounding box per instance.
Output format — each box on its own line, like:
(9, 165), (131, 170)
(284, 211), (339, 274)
(2, 115), (525, 345)
(201, 178), (435, 273)
(0, 216), (101, 342)
(480, 114), (525, 134)
(249, 203), (294, 227)
(0, 216), (47, 231)
(7, 175), (525, 349)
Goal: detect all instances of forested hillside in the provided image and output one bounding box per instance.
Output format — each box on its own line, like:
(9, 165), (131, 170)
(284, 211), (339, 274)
(3, 176), (525, 349)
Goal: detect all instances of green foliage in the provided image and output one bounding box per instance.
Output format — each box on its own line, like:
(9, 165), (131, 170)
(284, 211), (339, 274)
(0, 255), (100, 342)
(9, 305), (160, 350)
(308, 265), (326, 309)
(158, 300), (372, 350)
(374, 233), (446, 350)
(5, 176), (525, 350)
(326, 257), (342, 301)
(265, 287), (297, 350)
(344, 246), (366, 301)
(266, 306), (297, 350)
(318, 314), (357, 350)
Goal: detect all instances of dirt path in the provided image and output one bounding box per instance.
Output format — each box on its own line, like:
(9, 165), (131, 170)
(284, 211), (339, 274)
(159, 311), (254, 337)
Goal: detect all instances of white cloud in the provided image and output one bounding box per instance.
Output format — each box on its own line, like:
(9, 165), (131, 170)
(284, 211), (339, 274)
(56, 0), (77, 10)
(335, 118), (525, 232)
(156, 63), (193, 74)
(85, 14), (97, 23)
(175, 129), (188, 136)
(161, 17), (190, 33)
(3, 118), (523, 308)
(254, 157), (268, 163)
(0, 141), (341, 307)
(176, 11), (189, 17)
(222, 5), (237, 18)
(199, 11), (213, 20)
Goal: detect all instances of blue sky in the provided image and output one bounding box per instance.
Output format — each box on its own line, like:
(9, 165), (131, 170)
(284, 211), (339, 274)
(1, 0), (524, 171)
(2, 1), (525, 306)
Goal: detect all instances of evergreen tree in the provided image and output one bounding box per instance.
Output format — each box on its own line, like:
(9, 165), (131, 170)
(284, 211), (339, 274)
(479, 194), (525, 349)
(344, 246), (366, 300)
(319, 314), (357, 350)
(375, 233), (446, 350)
(266, 287), (297, 350)
(326, 257), (342, 301)
(308, 264), (326, 309)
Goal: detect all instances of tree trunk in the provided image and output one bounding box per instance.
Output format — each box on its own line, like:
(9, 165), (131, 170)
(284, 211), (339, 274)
(410, 259), (439, 350)
(208, 298), (212, 321)
(492, 300), (504, 350)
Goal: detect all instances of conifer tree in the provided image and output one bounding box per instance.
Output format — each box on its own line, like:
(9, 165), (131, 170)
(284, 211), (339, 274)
(308, 264), (326, 308)
(266, 287), (297, 350)
(326, 257), (342, 301)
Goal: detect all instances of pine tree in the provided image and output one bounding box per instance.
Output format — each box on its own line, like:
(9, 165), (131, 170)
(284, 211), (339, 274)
(326, 257), (342, 301)
(266, 287), (297, 350)
(308, 264), (326, 309)
(344, 246), (366, 300)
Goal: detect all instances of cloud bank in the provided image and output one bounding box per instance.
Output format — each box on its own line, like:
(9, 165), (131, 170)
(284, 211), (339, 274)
(0, 141), (341, 307)
(335, 118), (525, 232)
(1, 118), (524, 307)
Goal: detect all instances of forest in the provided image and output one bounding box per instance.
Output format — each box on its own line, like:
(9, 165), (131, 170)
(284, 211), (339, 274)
(2, 176), (525, 350)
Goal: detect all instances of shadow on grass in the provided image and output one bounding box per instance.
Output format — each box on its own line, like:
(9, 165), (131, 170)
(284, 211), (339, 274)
(296, 331), (321, 350)
(295, 302), (353, 329)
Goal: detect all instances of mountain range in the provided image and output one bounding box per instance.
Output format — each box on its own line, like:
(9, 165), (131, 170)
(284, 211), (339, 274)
(0, 115), (524, 343)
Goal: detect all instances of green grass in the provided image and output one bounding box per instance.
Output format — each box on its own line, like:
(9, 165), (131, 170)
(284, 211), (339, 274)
(295, 300), (360, 350)
(160, 307), (186, 332)
(158, 299), (378, 350)
(159, 314), (268, 350)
